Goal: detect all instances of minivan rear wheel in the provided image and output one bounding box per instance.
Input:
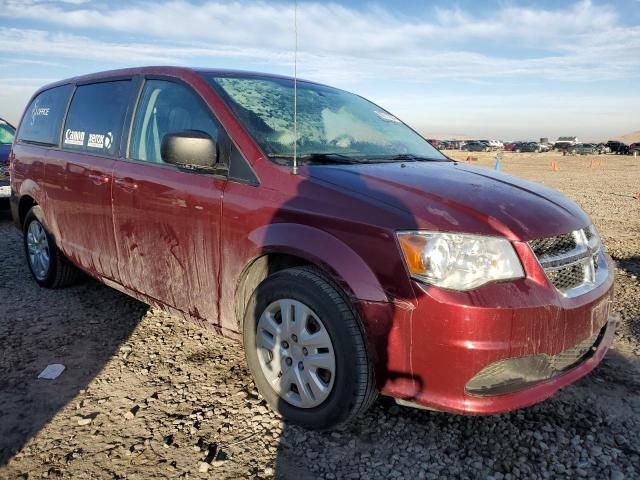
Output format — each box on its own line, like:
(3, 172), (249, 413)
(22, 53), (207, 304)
(23, 206), (82, 288)
(243, 266), (376, 429)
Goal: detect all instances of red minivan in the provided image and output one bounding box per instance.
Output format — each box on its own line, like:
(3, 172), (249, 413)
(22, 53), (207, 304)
(10, 67), (616, 429)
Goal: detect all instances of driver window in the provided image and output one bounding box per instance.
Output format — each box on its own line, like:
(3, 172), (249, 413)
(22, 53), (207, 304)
(130, 80), (219, 163)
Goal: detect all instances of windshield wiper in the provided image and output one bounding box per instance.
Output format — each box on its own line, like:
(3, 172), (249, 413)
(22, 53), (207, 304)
(268, 153), (363, 164)
(382, 154), (446, 162)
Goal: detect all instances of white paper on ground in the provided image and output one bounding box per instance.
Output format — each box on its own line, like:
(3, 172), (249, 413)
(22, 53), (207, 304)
(37, 364), (65, 380)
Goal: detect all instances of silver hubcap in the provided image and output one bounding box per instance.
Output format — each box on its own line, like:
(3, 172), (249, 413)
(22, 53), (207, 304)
(256, 299), (336, 408)
(27, 221), (50, 281)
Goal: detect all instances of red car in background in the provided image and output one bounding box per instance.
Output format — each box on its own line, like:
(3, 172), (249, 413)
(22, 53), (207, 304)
(9, 67), (616, 429)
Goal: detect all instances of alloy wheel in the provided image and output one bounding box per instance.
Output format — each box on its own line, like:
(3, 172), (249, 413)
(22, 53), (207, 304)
(27, 220), (50, 281)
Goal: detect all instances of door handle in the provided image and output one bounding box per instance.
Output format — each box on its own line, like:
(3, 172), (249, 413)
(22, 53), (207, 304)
(114, 177), (138, 192)
(87, 171), (110, 186)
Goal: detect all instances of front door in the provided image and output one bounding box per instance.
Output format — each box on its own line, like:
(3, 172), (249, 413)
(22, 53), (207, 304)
(112, 79), (227, 324)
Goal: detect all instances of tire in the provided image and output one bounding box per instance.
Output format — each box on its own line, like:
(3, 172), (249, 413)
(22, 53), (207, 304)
(243, 266), (376, 429)
(23, 206), (82, 288)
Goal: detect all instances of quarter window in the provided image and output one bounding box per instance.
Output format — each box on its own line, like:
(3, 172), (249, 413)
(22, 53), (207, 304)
(130, 80), (219, 164)
(62, 80), (133, 156)
(18, 84), (72, 145)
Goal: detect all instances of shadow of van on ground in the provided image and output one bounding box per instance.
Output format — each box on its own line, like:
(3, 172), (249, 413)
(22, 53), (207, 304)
(0, 219), (147, 466)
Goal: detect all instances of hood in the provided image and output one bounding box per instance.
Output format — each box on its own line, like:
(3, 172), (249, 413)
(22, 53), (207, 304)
(307, 161), (589, 241)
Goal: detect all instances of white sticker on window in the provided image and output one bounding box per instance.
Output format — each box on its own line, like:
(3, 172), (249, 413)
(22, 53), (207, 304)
(30, 99), (50, 126)
(87, 132), (114, 150)
(87, 133), (104, 149)
(374, 110), (401, 123)
(64, 129), (85, 146)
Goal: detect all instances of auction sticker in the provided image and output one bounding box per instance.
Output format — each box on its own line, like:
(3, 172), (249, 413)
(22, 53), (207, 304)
(0, 185), (11, 198)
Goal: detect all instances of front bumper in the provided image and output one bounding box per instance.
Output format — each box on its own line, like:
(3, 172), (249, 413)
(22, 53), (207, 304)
(360, 250), (616, 415)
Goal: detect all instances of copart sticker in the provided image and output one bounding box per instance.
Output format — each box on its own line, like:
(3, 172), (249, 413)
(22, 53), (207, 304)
(64, 129), (85, 146)
(87, 132), (113, 149)
(374, 110), (401, 123)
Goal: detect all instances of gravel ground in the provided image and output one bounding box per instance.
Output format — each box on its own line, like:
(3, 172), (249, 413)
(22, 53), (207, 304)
(1, 152), (639, 479)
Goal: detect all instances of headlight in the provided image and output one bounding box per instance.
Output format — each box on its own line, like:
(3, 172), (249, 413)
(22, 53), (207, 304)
(396, 231), (524, 291)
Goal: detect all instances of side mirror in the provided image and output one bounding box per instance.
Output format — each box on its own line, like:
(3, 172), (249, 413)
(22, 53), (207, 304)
(161, 130), (217, 170)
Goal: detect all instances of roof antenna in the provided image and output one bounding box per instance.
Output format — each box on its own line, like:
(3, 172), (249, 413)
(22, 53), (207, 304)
(292, 0), (299, 175)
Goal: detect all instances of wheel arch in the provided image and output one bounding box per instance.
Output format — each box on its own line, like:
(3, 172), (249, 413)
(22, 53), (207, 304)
(15, 178), (47, 231)
(17, 194), (38, 230)
(234, 223), (390, 330)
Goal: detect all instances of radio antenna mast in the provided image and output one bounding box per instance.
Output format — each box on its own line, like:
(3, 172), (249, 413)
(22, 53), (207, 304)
(292, 0), (299, 175)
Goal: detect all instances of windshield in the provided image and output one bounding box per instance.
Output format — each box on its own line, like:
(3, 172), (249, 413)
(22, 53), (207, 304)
(0, 121), (15, 145)
(205, 75), (447, 164)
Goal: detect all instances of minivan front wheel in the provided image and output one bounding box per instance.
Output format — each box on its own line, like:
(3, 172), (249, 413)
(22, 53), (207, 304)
(23, 206), (82, 288)
(243, 266), (376, 429)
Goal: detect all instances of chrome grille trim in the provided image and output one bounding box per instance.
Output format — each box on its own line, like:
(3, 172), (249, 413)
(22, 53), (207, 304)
(528, 226), (608, 298)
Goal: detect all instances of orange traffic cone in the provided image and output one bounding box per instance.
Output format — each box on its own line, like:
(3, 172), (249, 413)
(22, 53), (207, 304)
(550, 160), (559, 171)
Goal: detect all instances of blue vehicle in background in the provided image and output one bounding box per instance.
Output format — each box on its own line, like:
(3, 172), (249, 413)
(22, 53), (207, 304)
(0, 118), (16, 209)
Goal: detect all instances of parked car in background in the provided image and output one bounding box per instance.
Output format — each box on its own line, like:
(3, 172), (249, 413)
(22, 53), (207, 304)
(574, 143), (597, 155)
(465, 141), (490, 152)
(10, 66), (617, 429)
(629, 143), (640, 155)
(554, 141), (574, 152)
(518, 142), (543, 153)
(595, 143), (610, 154)
(478, 140), (495, 151)
(539, 142), (553, 152)
(606, 141), (629, 154)
(0, 118), (16, 208)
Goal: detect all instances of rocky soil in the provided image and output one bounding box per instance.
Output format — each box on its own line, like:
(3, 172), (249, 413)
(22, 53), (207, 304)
(1, 152), (639, 479)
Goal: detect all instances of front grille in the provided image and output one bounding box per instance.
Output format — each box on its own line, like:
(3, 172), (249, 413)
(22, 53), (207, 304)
(529, 232), (576, 258)
(546, 263), (585, 291)
(528, 227), (607, 297)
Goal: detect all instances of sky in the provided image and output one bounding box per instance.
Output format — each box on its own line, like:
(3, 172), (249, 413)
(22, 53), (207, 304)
(0, 0), (639, 141)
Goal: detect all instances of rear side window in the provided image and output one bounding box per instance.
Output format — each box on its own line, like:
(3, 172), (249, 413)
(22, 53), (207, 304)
(18, 84), (72, 145)
(63, 80), (132, 156)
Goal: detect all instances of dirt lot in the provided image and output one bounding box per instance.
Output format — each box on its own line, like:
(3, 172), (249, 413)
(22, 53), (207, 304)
(1, 152), (639, 479)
